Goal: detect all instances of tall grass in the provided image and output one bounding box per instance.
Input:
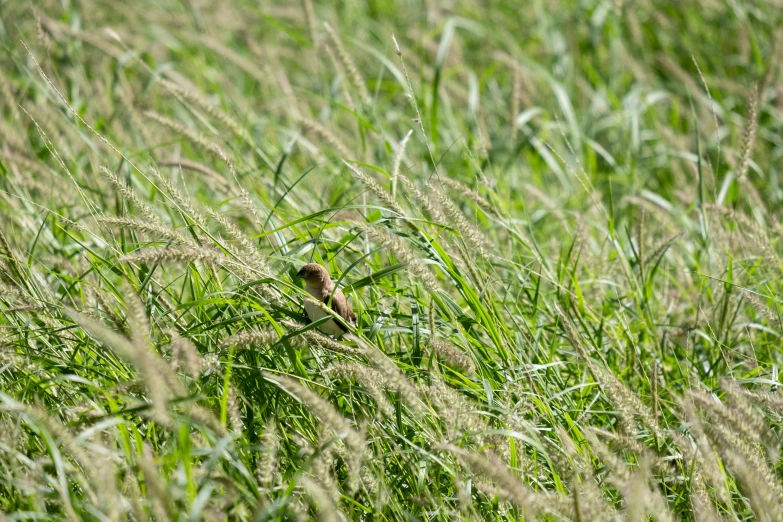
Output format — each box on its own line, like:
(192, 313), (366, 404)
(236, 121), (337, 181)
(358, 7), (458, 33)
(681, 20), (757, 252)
(1, 1), (783, 520)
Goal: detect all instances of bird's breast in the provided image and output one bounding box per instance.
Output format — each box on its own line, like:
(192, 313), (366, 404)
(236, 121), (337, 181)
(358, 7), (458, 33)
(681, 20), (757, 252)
(303, 285), (344, 336)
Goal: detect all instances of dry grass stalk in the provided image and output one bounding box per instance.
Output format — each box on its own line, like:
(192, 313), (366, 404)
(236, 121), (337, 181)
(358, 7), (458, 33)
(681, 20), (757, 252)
(11, 404), (101, 502)
(70, 308), (172, 426)
(137, 444), (173, 522)
(203, 204), (269, 275)
(0, 79), (20, 122)
(424, 377), (488, 443)
(689, 390), (771, 458)
(692, 397), (783, 517)
(554, 428), (611, 520)
(441, 444), (570, 517)
(679, 397), (731, 505)
(169, 333), (202, 379)
(557, 307), (664, 440)
(736, 85), (759, 184)
(0, 228), (22, 283)
(454, 241), (486, 289)
(428, 184), (491, 259)
(583, 429), (673, 522)
(281, 319), (364, 356)
(99, 216), (191, 245)
(689, 390), (781, 498)
(439, 176), (495, 215)
(222, 329), (280, 350)
(2, 148), (54, 185)
(122, 474), (147, 522)
(158, 158), (233, 193)
(348, 334), (427, 415)
(256, 419), (279, 487)
(310, 428), (341, 502)
(326, 362), (394, 417)
(510, 68), (522, 141)
(201, 36), (267, 84)
(301, 0), (317, 45)
(159, 78), (251, 142)
(391, 34), (434, 169)
(227, 385), (243, 434)
(354, 221), (440, 293)
(720, 380), (778, 455)
(0, 342), (42, 374)
(428, 338), (475, 374)
(642, 233), (682, 270)
(476, 114), (492, 155)
(691, 485), (723, 522)
(117, 86), (155, 147)
(721, 451), (782, 522)
(115, 171), (262, 282)
(324, 44), (356, 111)
(299, 476), (341, 522)
(343, 160), (406, 216)
(323, 22), (369, 105)
(268, 373), (364, 453)
(704, 203), (775, 263)
(150, 167), (212, 232)
(100, 166), (160, 225)
(69, 308), (227, 435)
(296, 116), (353, 159)
(397, 173), (448, 225)
(390, 130), (413, 198)
(739, 288), (781, 328)
(120, 246), (243, 274)
(739, 387), (783, 416)
(267, 373), (366, 489)
(258, 57), (300, 118)
(625, 458), (674, 522)
(734, 85), (767, 215)
(126, 290), (208, 421)
(143, 110), (219, 158)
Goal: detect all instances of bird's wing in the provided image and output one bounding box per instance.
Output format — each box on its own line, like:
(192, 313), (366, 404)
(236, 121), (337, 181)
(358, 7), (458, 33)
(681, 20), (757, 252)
(324, 288), (356, 331)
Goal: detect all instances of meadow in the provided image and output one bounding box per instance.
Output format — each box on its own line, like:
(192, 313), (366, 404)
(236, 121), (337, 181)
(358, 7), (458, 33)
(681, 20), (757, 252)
(1, 0), (783, 520)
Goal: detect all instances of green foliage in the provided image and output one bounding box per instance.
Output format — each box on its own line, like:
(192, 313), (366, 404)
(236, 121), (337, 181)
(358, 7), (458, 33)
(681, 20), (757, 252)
(1, 0), (782, 520)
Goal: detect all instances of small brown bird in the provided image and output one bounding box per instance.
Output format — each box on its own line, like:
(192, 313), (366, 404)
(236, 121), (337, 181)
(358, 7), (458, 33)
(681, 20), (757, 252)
(295, 263), (356, 336)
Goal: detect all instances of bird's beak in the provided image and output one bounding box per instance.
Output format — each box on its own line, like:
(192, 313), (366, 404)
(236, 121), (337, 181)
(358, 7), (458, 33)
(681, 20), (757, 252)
(295, 269), (305, 279)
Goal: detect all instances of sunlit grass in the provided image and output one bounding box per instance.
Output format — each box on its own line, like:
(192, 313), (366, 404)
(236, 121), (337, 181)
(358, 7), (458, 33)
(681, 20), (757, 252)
(1, 1), (783, 520)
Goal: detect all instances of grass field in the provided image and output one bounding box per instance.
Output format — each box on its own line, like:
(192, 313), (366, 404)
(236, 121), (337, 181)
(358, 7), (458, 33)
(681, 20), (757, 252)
(1, 0), (783, 520)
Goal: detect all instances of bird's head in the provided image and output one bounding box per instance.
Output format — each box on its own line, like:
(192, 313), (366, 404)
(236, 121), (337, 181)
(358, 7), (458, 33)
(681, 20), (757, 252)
(295, 263), (330, 286)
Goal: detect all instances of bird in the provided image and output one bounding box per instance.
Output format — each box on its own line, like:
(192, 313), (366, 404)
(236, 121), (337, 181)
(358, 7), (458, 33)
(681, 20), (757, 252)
(295, 263), (356, 336)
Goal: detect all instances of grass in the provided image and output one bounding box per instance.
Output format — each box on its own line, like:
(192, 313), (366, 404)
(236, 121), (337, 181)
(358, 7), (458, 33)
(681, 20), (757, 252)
(1, 0), (783, 520)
